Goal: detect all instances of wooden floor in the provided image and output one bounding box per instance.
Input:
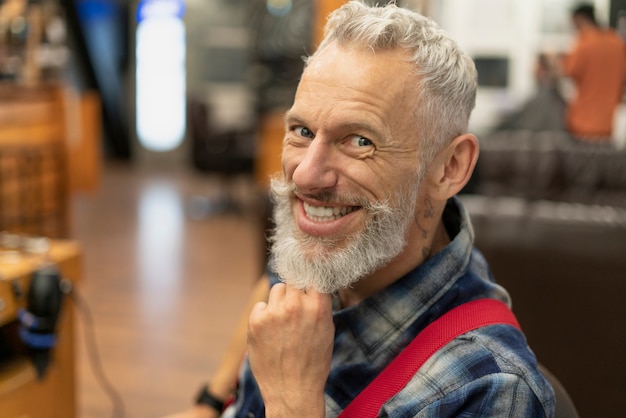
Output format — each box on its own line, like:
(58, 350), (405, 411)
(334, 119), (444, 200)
(70, 161), (266, 418)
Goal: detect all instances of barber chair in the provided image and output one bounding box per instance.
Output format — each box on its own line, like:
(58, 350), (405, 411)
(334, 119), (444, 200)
(187, 96), (257, 218)
(538, 363), (579, 418)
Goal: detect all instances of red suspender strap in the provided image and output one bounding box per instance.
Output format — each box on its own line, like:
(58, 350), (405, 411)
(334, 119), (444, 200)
(338, 298), (522, 418)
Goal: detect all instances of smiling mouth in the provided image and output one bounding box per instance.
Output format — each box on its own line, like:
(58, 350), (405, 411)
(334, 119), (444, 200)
(303, 202), (360, 222)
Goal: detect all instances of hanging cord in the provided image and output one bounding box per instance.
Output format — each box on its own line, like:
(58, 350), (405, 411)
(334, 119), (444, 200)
(61, 279), (127, 418)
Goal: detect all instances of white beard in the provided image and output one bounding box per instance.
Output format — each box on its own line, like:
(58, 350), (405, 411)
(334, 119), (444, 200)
(268, 175), (421, 294)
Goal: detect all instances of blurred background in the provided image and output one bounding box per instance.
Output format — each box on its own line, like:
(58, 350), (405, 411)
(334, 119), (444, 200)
(0, 0), (624, 417)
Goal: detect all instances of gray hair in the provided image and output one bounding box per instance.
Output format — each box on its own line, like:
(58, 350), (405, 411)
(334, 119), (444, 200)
(307, 1), (477, 165)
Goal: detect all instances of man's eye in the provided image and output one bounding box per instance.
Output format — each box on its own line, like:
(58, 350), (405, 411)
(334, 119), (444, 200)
(295, 126), (315, 138)
(350, 136), (373, 147)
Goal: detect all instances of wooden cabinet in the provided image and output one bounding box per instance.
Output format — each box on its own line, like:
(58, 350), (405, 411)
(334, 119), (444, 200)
(0, 84), (69, 238)
(0, 83), (101, 238)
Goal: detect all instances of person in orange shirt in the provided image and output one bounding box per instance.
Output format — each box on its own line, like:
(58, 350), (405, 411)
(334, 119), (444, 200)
(562, 3), (626, 141)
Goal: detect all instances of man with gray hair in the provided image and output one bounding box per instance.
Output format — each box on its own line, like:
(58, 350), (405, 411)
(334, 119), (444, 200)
(189, 2), (555, 417)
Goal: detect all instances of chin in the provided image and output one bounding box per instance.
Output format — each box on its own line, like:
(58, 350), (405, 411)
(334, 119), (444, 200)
(296, 233), (346, 259)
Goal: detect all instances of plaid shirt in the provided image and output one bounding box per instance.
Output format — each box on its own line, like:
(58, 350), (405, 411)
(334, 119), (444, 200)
(225, 197), (555, 418)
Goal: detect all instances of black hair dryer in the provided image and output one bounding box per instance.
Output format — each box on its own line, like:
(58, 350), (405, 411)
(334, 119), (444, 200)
(17, 266), (64, 379)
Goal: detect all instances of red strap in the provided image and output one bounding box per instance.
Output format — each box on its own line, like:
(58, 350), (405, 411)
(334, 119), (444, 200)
(338, 298), (521, 418)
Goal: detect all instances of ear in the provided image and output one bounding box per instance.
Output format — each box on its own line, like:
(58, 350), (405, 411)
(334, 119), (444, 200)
(428, 133), (479, 200)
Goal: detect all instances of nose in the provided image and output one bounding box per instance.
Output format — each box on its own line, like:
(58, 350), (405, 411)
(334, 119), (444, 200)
(290, 138), (338, 194)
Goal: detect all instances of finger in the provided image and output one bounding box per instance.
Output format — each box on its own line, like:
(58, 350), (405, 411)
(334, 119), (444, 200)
(301, 287), (333, 306)
(287, 286), (333, 321)
(284, 282), (308, 297)
(247, 300), (269, 343)
(248, 301), (268, 327)
(267, 282), (287, 306)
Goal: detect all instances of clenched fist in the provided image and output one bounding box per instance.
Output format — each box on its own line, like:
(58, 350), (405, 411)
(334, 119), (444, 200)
(247, 283), (335, 418)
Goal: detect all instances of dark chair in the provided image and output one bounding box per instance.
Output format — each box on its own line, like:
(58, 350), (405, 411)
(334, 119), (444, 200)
(538, 363), (579, 418)
(187, 96), (257, 217)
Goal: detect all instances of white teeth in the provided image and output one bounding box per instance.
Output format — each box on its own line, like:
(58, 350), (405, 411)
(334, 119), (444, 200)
(303, 202), (356, 222)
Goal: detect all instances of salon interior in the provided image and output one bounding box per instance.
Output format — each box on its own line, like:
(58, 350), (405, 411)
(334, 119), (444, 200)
(0, 0), (624, 417)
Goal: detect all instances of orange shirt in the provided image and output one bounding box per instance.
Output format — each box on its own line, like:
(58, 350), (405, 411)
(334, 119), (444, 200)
(564, 28), (626, 139)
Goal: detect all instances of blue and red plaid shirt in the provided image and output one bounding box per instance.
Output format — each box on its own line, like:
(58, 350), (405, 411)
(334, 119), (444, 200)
(224, 197), (555, 417)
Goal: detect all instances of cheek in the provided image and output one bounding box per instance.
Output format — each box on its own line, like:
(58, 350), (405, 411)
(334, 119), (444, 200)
(362, 161), (406, 194)
(383, 168), (420, 201)
(341, 166), (389, 202)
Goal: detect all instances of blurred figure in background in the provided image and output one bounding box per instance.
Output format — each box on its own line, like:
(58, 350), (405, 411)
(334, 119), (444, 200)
(560, 3), (626, 142)
(494, 52), (567, 132)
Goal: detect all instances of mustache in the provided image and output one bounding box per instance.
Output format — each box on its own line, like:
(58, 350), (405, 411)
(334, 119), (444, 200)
(269, 177), (393, 216)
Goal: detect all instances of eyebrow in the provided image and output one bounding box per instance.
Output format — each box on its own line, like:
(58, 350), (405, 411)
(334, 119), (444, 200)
(284, 110), (304, 126)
